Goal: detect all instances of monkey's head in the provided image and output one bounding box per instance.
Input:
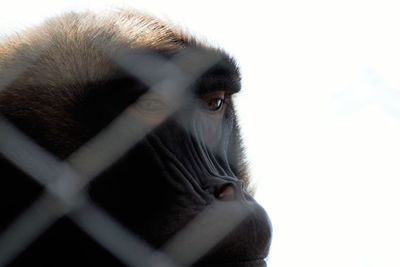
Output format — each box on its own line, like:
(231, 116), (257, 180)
(0, 10), (271, 267)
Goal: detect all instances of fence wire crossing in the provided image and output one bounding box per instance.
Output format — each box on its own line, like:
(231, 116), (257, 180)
(0, 36), (255, 267)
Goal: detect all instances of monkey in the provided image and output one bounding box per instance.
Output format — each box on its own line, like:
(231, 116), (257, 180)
(0, 10), (272, 267)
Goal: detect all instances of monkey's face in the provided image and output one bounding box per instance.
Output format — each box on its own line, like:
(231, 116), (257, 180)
(76, 49), (272, 266)
(0, 11), (271, 267)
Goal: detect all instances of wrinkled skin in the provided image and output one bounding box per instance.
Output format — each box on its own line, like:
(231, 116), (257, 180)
(0, 11), (271, 267)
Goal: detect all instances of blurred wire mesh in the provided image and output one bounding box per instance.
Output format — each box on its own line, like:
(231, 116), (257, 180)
(0, 33), (256, 267)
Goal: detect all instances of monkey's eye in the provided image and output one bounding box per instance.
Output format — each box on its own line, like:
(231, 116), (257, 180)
(202, 91), (226, 112)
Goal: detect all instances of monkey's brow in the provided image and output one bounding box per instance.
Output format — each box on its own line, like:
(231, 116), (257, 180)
(196, 75), (241, 96)
(101, 70), (241, 96)
(194, 55), (241, 96)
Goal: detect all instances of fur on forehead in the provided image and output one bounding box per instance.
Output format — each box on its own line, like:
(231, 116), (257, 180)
(0, 9), (214, 88)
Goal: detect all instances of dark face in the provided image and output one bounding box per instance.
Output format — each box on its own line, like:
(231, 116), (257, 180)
(0, 46), (271, 266)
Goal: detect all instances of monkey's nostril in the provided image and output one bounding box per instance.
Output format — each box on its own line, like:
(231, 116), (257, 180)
(217, 184), (236, 201)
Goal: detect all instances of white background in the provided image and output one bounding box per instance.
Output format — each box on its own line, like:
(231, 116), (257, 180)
(1, 1), (400, 266)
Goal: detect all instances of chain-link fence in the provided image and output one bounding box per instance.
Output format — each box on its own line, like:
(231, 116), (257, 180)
(0, 11), (269, 267)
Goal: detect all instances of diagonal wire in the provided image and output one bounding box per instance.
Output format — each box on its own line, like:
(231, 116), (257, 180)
(71, 201), (182, 267)
(0, 119), (85, 266)
(0, 194), (71, 267)
(162, 201), (252, 266)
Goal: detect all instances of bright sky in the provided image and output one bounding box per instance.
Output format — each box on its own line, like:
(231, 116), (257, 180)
(1, 1), (400, 267)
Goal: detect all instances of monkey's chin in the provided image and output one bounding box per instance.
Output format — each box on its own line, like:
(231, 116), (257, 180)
(187, 201), (270, 267)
